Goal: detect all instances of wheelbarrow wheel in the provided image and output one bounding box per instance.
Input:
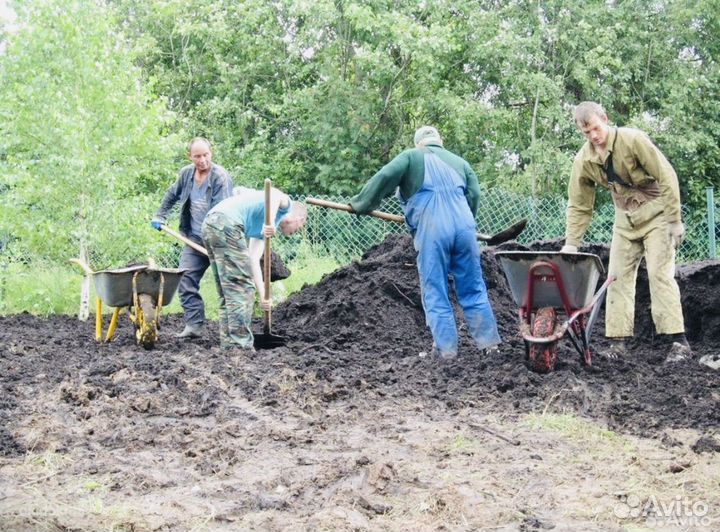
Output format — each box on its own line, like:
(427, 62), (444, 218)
(529, 307), (559, 374)
(135, 294), (158, 350)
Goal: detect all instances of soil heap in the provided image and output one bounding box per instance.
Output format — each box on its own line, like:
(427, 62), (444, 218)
(1, 234), (719, 460)
(272, 234), (720, 436)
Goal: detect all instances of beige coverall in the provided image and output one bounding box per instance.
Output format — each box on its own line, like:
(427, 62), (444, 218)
(565, 127), (685, 338)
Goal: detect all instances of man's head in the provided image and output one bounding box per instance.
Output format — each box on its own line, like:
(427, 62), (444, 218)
(574, 101), (610, 148)
(188, 137), (213, 172)
(279, 202), (308, 236)
(414, 126), (443, 148)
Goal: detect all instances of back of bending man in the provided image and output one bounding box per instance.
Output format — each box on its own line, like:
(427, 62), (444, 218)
(350, 126), (501, 361)
(201, 187), (307, 351)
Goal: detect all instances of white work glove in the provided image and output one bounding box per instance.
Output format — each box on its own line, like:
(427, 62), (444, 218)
(668, 221), (685, 248)
(560, 244), (578, 254)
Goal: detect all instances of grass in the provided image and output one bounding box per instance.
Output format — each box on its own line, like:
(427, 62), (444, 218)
(24, 450), (70, 473)
(0, 263), (79, 316)
(524, 412), (626, 445)
(0, 244), (342, 317)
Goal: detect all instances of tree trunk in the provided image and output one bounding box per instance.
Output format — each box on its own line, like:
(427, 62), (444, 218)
(78, 241), (90, 321)
(530, 85), (541, 199)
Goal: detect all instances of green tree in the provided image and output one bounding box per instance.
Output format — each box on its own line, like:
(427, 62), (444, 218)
(0, 0), (179, 264)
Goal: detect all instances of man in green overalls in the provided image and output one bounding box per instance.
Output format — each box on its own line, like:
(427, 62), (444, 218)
(561, 101), (691, 362)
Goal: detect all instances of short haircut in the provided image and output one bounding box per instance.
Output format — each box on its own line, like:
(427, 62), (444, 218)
(574, 102), (607, 126)
(188, 137), (212, 152)
(289, 201), (307, 222)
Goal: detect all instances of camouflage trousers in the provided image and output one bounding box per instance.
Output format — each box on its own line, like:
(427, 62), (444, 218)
(606, 201), (685, 338)
(201, 212), (256, 350)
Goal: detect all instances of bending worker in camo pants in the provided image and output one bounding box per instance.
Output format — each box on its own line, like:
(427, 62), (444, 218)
(201, 187), (307, 352)
(349, 126), (501, 361)
(561, 101), (691, 362)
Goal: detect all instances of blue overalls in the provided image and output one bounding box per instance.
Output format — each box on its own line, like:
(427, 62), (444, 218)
(401, 150), (501, 357)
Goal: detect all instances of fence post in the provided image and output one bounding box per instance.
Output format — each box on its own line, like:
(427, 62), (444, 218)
(707, 187), (717, 259)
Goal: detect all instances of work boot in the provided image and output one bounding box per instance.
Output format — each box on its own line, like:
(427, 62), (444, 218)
(431, 343), (457, 362)
(604, 338), (630, 359)
(665, 340), (693, 363)
(662, 333), (692, 363)
(482, 344), (500, 356)
(176, 324), (203, 338)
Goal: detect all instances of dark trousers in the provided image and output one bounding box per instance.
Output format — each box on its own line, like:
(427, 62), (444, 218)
(178, 234), (210, 326)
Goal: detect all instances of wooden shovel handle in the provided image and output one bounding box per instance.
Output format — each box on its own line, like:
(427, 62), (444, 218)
(263, 179), (272, 333)
(307, 196), (526, 244)
(160, 225), (208, 256)
(306, 197), (405, 223)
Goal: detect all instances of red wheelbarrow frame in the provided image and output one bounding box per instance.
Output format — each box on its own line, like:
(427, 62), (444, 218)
(518, 260), (616, 366)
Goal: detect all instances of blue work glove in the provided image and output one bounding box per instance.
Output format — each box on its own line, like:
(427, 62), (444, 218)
(150, 219), (164, 231)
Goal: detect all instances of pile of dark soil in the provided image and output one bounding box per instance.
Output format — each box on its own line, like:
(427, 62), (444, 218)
(1, 235), (718, 460)
(273, 234), (720, 436)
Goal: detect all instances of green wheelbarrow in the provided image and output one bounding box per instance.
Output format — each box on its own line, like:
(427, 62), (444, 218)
(71, 259), (186, 349)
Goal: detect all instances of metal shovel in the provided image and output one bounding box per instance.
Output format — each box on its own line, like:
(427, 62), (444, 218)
(306, 197), (527, 245)
(254, 178), (286, 349)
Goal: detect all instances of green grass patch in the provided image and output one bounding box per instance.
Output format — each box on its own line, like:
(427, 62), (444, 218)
(0, 263), (79, 316)
(283, 252), (340, 295)
(524, 412), (622, 444)
(0, 243), (342, 316)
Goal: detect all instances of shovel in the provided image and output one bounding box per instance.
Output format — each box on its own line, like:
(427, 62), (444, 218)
(159, 224), (290, 281)
(159, 225), (209, 255)
(306, 197), (527, 245)
(254, 178), (286, 349)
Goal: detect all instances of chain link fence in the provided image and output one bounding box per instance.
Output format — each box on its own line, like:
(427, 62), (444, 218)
(0, 187), (718, 314)
(279, 187), (715, 266)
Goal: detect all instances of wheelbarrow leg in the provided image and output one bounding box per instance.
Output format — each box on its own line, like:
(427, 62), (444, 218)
(155, 273), (165, 330)
(105, 307), (121, 342)
(95, 297), (103, 342)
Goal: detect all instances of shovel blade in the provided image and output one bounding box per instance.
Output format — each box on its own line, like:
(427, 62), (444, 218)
(479, 218), (528, 246)
(253, 332), (286, 349)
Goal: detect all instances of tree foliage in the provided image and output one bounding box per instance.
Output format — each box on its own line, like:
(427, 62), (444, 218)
(2, 0), (718, 250)
(0, 0), (179, 263)
(105, 0), (719, 205)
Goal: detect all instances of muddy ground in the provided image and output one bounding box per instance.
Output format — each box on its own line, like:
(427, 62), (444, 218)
(1, 235), (719, 531)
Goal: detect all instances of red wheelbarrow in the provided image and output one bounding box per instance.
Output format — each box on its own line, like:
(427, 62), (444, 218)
(495, 251), (616, 373)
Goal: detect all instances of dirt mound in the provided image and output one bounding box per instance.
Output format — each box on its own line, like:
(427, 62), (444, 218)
(1, 235), (719, 463)
(272, 234), (720, 436)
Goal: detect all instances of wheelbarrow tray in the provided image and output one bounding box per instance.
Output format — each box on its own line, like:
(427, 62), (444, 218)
(495, 251), (614, 371)
(93, 265), (186, 308)
(495, 251), (605, 310)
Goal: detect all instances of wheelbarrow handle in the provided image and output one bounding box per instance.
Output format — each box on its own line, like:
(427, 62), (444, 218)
(160, 225), (209, 256)
(69, 258), (95, 276)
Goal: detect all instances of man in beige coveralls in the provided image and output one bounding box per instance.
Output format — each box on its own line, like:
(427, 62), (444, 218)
(560, 101), (691, 362)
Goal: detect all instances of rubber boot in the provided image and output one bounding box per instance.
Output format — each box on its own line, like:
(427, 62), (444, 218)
(664, 334), (692, 363)
(176, 323), (203, 339)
